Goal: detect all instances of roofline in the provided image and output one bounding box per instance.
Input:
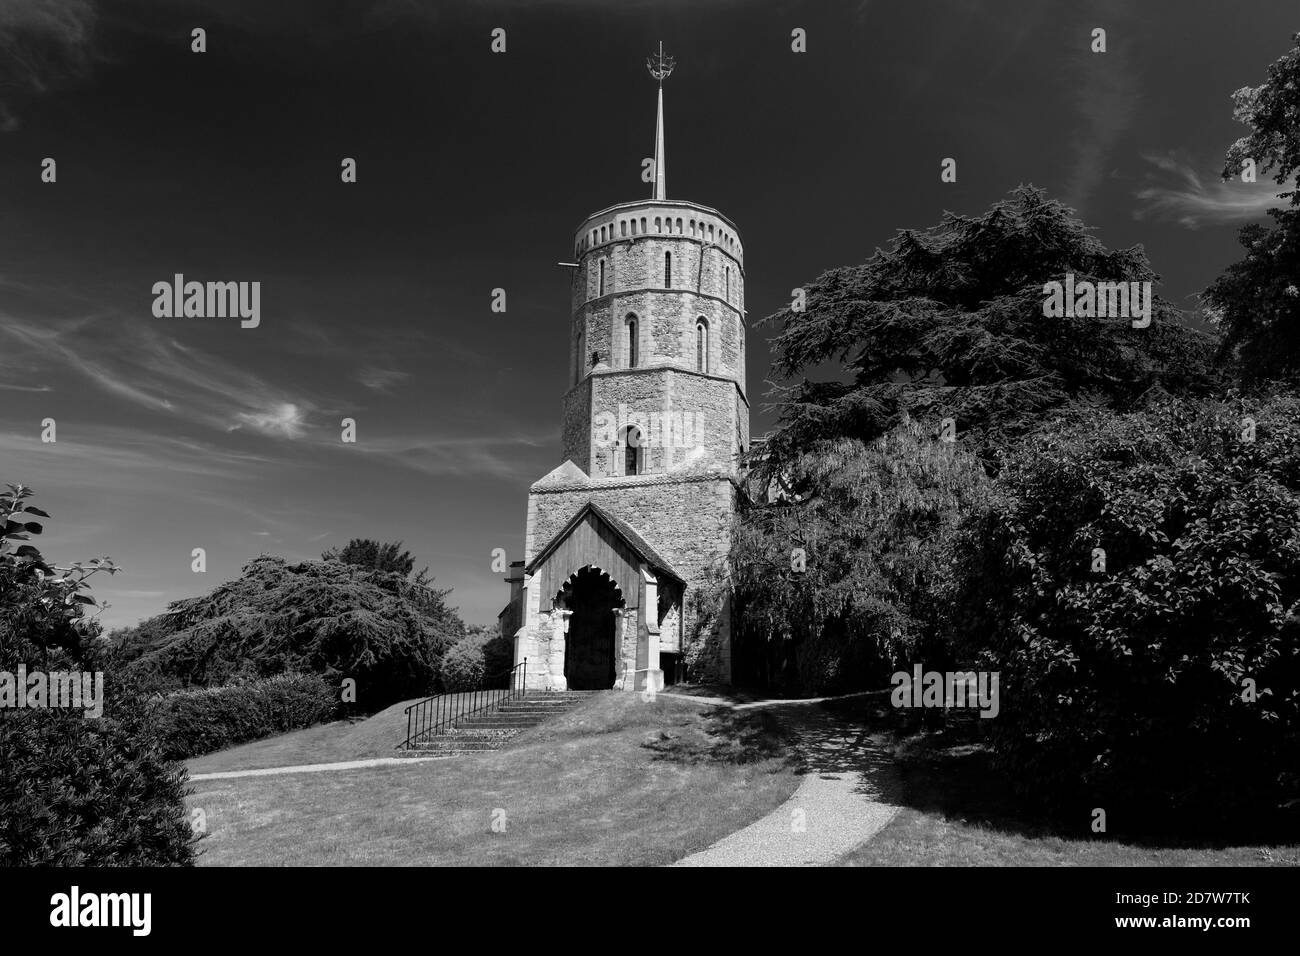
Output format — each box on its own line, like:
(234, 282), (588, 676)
(524, 500), (685, 585)
(573, 199), (741, 238)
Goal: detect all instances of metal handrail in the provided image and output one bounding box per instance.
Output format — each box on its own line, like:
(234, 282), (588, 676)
(400, 659), (527, 750)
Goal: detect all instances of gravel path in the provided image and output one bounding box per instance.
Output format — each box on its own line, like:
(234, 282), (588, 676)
(668, 694), (902, 867)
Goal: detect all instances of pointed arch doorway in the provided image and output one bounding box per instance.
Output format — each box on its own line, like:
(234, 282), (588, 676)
(557, 565), (626, 690)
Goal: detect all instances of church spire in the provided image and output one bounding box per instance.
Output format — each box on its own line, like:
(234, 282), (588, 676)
(647, 42), (674, 201)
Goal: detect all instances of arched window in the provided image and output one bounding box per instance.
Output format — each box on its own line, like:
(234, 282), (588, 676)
(641, 217), (647, 233)
(576, 329), (585, 384)
(626, 315), (638, 368)
(598, 259), (606, 297)
(664, 251), (672, 288)
(621, 220), (627, 237)
(696, 318), (708, 373)
(725, 266), (730, 302)
(623, 425), (641, 476)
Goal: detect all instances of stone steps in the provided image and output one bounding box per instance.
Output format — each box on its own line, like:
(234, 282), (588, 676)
(396, 691), (599, 758)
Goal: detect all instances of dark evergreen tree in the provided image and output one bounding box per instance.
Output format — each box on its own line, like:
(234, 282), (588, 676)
(758, 186), (1218, 475)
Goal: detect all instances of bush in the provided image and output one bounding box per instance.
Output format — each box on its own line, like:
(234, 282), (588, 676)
(949, 396), (1300, 831)
(0, 702), (195, 866)
(0, 485), (196, 865)
(152, 673), (340, 760)
(440, 642), (485, 692)
(440, 625), (514, 692)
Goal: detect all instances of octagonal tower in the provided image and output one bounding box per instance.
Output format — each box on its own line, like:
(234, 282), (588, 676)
(502, 46), (745, 692)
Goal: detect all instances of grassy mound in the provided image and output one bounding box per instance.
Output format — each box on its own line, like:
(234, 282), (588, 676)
(186, 694), (801, 866)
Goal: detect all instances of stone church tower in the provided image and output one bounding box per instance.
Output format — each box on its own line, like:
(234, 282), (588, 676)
(500, 47), (748, 692)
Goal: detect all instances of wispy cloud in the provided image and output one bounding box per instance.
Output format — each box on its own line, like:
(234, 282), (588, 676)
(0, 0), (97, 132)
(0, 428), (281, 487)
(354, 433), (553, 480)
(0, 309), (318, 437)
(232, 402), (308, 439)
(1133, 152), (1291, 229)
(357, 365), (409, 392)
(1063, 9), (1141, 212)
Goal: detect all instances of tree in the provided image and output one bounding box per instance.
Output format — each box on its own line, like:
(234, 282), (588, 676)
(120, 554), (465, 706)
(1220, 32), (1300, 206)
(1206, 33), (1300, 384)
(1202, 210), (1300, 384)
(731, 422), (991, 695)
(947, 396), (1300, 829)
(0, 485), (195, 866)
(758, 186), (1218, 475)
(323, 538), (420, 578)
(0, 484), (113, 667)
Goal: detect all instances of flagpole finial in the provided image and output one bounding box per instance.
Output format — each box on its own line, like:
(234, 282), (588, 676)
(647, 41), (674, 84)
(647, 43), (673, 200)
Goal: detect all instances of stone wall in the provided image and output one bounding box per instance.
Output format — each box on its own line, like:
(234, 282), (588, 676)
(560, 384), (592, 473)
(561, 368), (746, 476)
(524, 472), (736, 672)
(569, 198), (746, 396)
(573, 280), (745, 383)
(528, 475), (734, 582)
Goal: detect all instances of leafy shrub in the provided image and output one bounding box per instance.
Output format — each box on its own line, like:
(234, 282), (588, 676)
(152, 673), (340, 760)
(0, 702), (195, 866)
(0, 485), (195, 866)
(440, 642), (485, 692)
(948, 396), (1300, 831)
(440, 625), (514, 691)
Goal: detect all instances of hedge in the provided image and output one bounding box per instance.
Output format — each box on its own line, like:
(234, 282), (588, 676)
(153, 673), (340, 760)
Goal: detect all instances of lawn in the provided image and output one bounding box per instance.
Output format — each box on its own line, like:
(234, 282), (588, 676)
(186, 692), (489, 775)
(186, 693), (800, 866)
(823, 695), (1300, 867)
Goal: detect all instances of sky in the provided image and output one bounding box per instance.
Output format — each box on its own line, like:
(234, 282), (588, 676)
(0, 0), (1295, 630)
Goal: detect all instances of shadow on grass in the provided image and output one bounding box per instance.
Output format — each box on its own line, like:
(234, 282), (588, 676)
(819, 691), (1300, 854)
(662, 683), (771, 704)
(640, 705), (797, 766)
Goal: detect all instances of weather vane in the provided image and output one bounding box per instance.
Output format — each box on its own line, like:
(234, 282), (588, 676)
(646, 41), (675, 84)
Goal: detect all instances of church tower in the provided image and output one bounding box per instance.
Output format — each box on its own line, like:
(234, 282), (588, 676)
(500, 46), (748, 692)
